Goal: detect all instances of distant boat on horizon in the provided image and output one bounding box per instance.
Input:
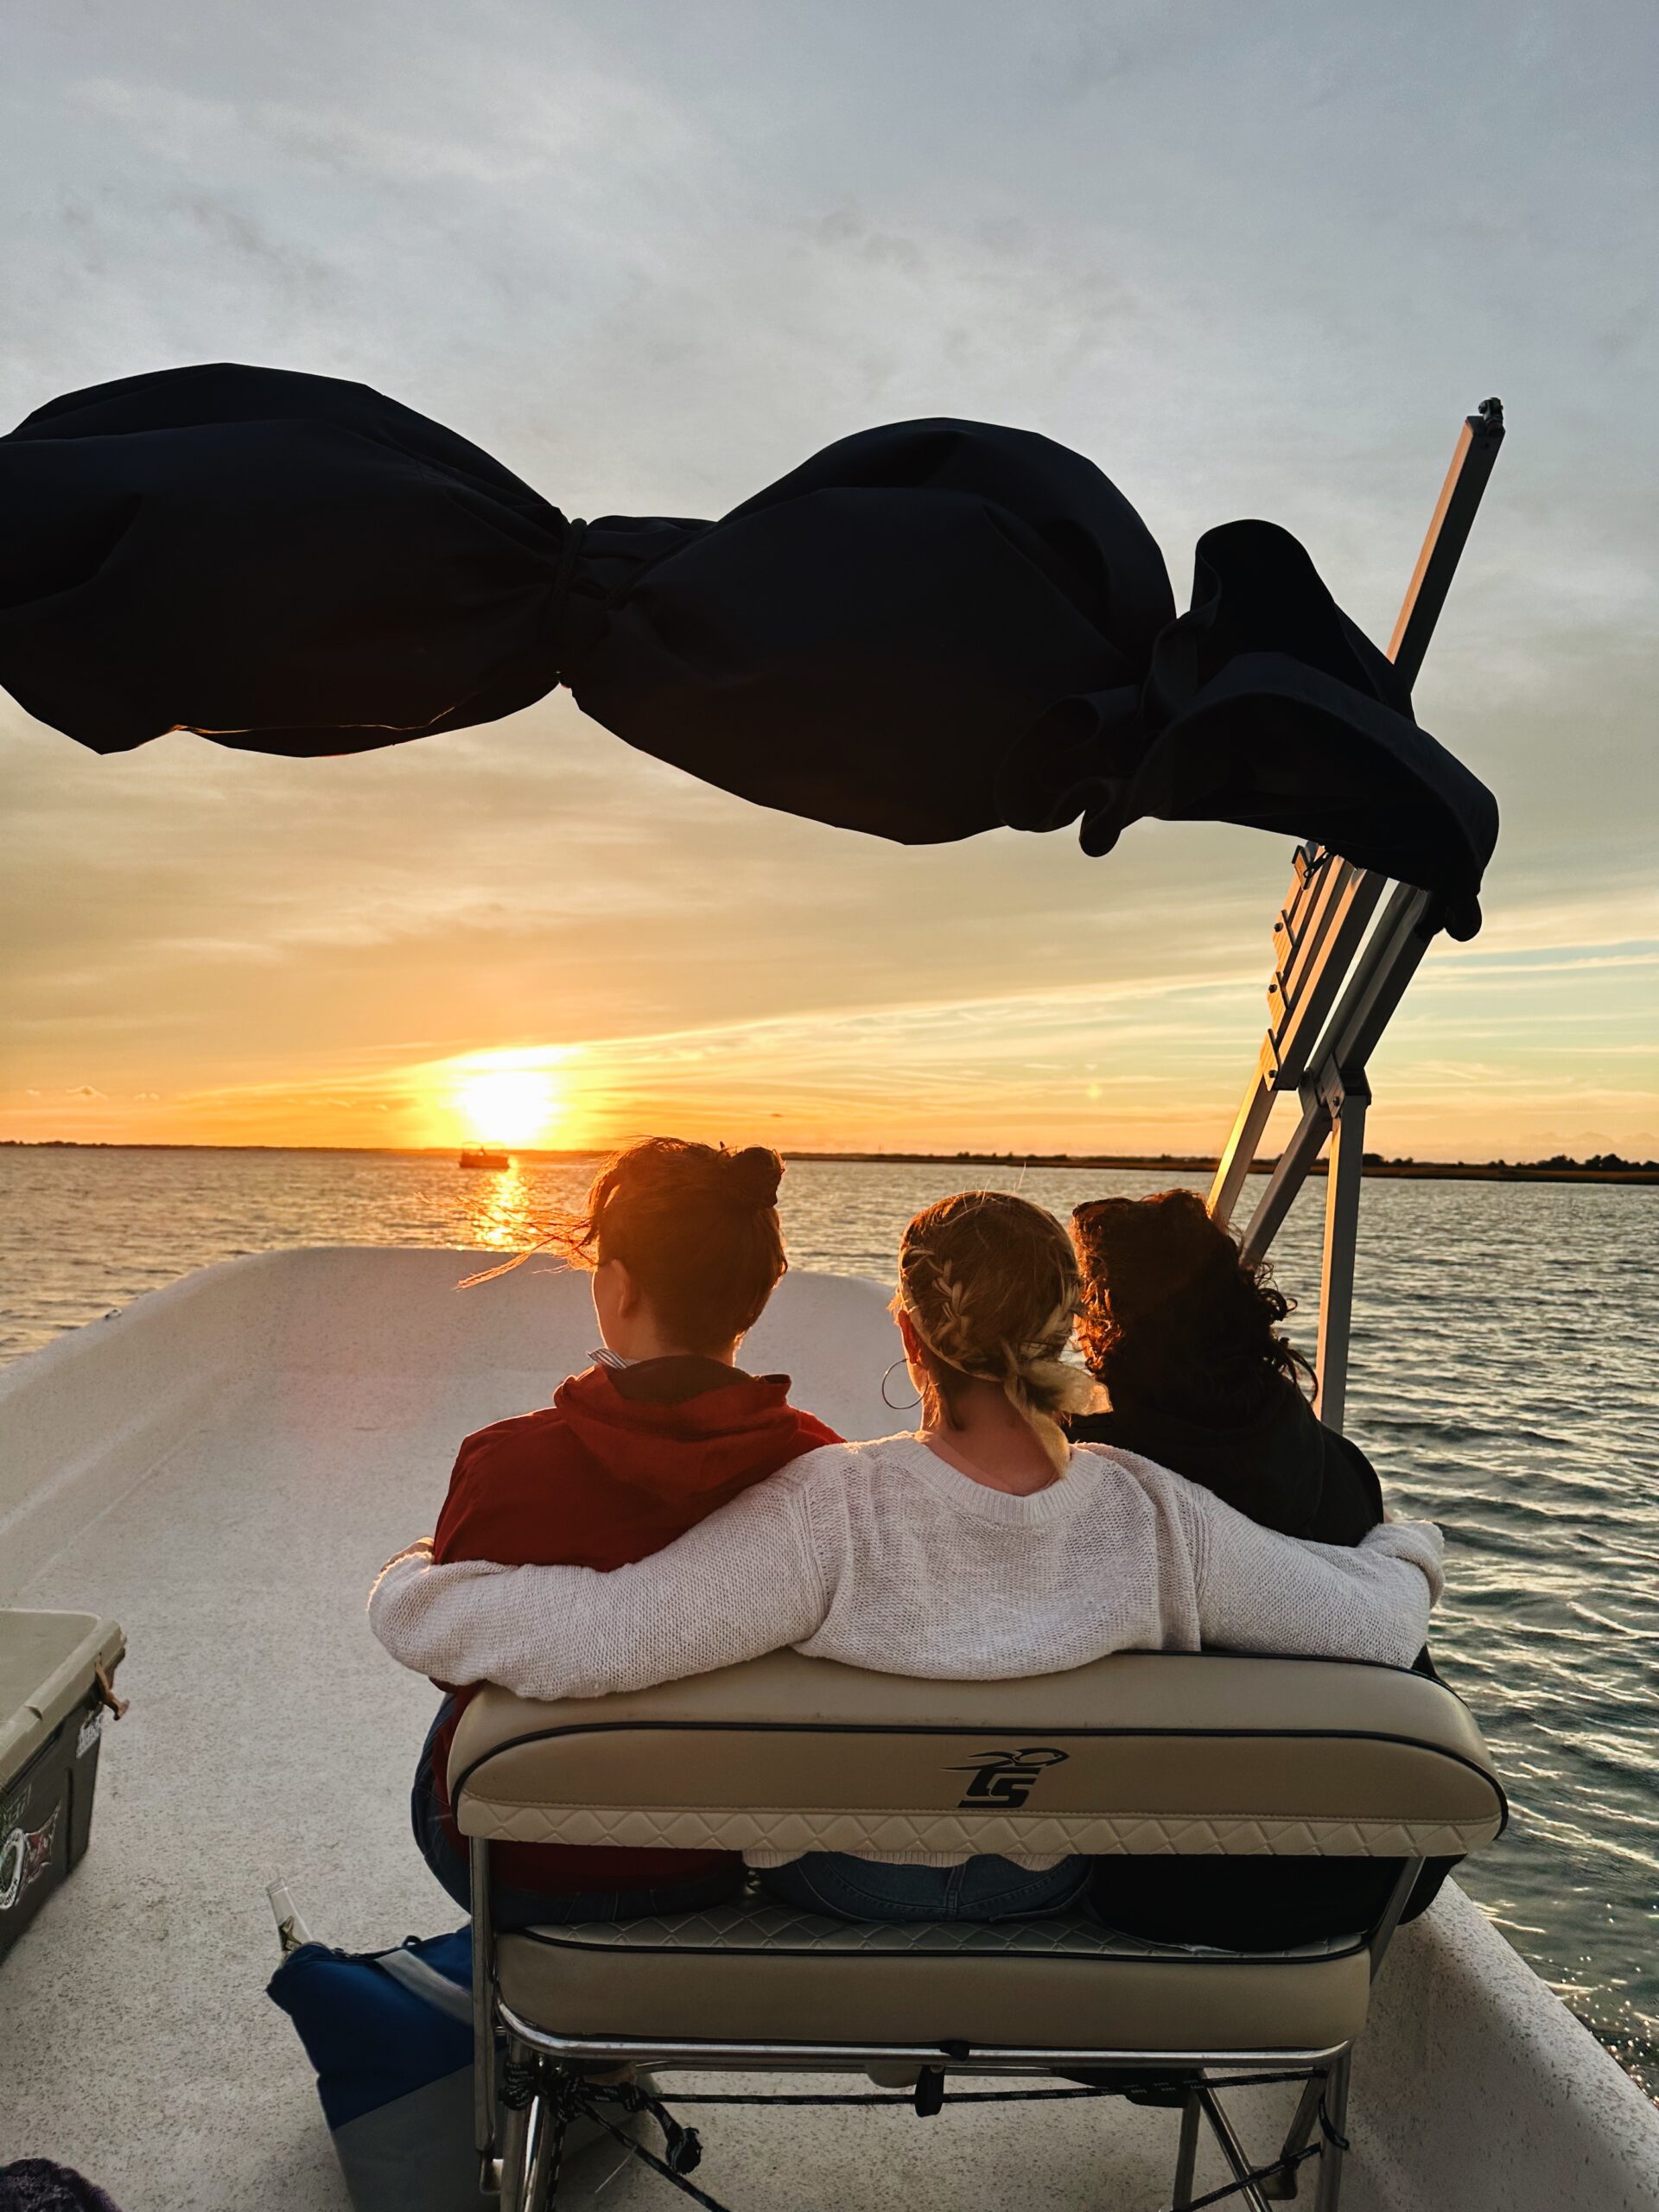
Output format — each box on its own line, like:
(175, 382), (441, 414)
(458, 1147), (511, 1170)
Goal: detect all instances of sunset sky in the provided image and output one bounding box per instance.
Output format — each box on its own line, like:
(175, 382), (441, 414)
(4, 3), (1656, 1160)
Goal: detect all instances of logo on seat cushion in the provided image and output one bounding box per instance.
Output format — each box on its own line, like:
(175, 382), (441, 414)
(948, 1747), (1069, 1809)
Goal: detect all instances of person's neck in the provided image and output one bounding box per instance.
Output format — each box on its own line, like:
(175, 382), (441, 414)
(606, 1327), (741, 1366)
(919, 1379), (1061, 1496)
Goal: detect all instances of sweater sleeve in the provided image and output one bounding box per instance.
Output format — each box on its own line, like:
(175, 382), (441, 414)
(1180, 1483), (1445, 1668)
(368, 1465), (830, 1700)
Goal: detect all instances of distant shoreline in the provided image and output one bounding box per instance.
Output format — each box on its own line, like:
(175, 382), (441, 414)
(796, 1152), (1659, 1186)
(3, 1140), (1656, 1185)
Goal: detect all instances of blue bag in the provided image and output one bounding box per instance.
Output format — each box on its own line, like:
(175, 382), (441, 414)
(268, 1929), (481, 2211)
(268, 1926), (634, 2210)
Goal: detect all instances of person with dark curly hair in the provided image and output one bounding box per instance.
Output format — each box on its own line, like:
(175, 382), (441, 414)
(1067, 1187), (1383, 1544)
(1067, 1186), (1455, 1946)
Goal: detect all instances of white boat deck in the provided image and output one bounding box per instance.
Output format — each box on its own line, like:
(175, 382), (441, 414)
(2, 1250), (1656, 2212)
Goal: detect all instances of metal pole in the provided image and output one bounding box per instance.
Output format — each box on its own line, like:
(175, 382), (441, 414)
(1198, 2083), (1275, 2212)
(1173, 2085), (1203, 2208)
(1211, 856), (1381, 1230)
(1389, 401), (1506, 688)
(1313, 1073), (1370, 1431)
(1366, 1857), (1427, 1981)
(1311, 2050), (1352, 2212)
(1210, 1046), (1279, 1234)
(472, 1835), (499, 2171)
(1238, 883), (1435, 1268)
(1263, 2075), (1325, 2202)
(1205, 400), (1504, 1417)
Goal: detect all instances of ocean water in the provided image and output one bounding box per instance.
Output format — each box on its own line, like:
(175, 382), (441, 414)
(2, 1145), (1655, 2094)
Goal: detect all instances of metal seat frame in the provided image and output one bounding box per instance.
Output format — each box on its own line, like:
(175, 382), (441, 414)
(461, 402), (1506, 2212)
(467, 1836), (1425, 2211)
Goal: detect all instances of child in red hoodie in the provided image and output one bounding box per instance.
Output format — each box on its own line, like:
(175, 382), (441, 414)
(411, 1137), (838, 1927)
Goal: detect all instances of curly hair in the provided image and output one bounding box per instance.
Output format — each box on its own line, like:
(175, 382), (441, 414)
(465, 1137), (786, 1351)
(895, 1190), (1097, 1473)
(1071, 1188), (1312, 1420)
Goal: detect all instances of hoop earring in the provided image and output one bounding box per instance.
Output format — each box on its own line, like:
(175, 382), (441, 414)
(881, 1358), (923, 1411)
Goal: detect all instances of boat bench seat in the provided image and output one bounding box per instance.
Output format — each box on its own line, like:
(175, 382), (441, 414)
(452, 1646), (1506, 2059)
(496, 1899), (1373, 2049)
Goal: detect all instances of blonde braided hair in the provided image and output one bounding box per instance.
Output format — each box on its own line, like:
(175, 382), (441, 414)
(893, 1191), (1097, 1473)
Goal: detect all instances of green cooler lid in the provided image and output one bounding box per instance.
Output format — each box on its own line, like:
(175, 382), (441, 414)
(0, 1611), (126, 1789)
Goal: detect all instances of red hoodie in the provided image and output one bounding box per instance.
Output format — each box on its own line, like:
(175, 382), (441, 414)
(427, 1355), (839, 1894)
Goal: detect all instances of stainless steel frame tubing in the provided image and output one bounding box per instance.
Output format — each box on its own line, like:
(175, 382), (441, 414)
(492, 2001), (1349, 2076)
(471, 1836), (499, 2175)
(1173, 2085), (1204, 2208)
(1262, 2071), (1326, 2201)
(496, 2051), (574, 2212)
(1312, 2050), (1353, 2212)
(1366, 1858), (1427, 1980)
(1199, 2081), (1276, 2212)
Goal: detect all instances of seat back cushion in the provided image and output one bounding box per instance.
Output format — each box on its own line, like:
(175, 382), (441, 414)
(452, 1649), (1505, 1861)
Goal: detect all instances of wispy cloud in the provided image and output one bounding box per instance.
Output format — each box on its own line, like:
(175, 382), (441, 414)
(3, 0), (1656, 1155)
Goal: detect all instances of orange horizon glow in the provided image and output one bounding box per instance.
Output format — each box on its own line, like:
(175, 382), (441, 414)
(5, 960), (1657, 1166)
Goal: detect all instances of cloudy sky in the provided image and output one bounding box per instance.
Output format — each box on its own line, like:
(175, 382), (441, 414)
(3, 1), (1655, 1159)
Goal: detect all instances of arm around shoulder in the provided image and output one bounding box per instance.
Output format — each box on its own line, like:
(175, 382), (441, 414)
(368, 1462), (831, 1700)
(1185, 1482), (1445, 1669)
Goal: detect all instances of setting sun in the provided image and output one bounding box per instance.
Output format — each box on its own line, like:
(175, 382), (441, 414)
(456, 1067), (560, 1148)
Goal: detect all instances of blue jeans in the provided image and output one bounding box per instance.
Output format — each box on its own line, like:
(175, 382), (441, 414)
(760, 1852), (1091, 1923)
(412, 1699), (743, 1931)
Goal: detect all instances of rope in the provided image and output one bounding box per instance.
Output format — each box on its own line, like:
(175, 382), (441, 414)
(609, 2079), (705, 2173)
(578, 2107), (735, 2212)
(1150, 2084), (1351, 2210)
(1159, 2144), (1323, 2212)
(1318, 2093), (1352, 2152)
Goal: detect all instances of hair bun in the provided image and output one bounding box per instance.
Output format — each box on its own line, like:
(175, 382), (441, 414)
(721, 1145), (784, 1210)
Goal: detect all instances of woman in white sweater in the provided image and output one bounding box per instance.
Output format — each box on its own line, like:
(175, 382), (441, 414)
(372, 1191), (1442, 1925)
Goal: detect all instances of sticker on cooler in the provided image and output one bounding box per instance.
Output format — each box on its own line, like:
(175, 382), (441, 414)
(77, 1710), (105, 1758)
(0, 1807), (60, 1912)
(0, 1827), (22, 1911)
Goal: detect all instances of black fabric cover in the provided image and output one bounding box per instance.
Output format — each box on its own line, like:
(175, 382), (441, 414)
(0, 363), (1497, 931)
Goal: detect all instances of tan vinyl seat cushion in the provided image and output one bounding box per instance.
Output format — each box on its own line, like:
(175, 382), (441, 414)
(495, 1901), (1373, 2052)
(453, 1649), (1505, 1863)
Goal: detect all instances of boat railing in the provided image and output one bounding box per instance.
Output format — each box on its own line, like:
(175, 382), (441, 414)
(1208, 400), (1506, 1431)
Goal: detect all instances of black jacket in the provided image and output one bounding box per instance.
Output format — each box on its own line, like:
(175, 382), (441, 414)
(1071, 1378), (1450, 1948)
(1069, 1375), (1383, 1544)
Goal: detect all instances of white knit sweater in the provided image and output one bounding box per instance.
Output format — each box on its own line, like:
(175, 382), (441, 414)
(370, 1435), (1443, 1867)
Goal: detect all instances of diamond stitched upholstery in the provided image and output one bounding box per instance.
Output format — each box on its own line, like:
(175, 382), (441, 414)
(524, 1901), (1358, 1961)
(494, 1896), (1376, 2050)
(463, 1803), (1488, 1856)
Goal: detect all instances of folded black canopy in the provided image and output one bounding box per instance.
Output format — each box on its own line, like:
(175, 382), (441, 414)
(0, 362), (1497, 936)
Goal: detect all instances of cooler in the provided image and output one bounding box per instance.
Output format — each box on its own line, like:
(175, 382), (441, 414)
(0, 1610), (126, 1964)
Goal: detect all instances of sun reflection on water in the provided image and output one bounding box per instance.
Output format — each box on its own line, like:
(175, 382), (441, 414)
(461, 1158), (543, 1250)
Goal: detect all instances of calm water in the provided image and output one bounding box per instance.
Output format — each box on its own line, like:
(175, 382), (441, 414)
(2, 1147), (1655, 2094)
